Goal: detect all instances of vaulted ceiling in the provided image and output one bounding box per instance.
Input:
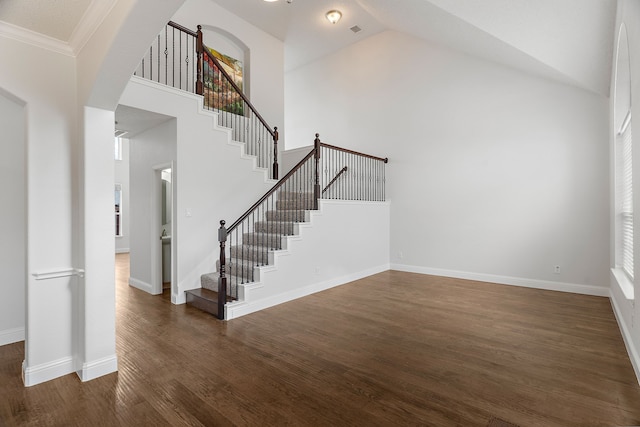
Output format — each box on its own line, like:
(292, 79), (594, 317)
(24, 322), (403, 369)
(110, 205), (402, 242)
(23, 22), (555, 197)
(0, 0), (617, 96)
(212, 0), (617, 96)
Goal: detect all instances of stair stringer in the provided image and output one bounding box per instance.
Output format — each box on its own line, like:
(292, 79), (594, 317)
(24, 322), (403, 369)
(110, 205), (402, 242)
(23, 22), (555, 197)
(224, 199), (392, 320)
(119, 76), (279, 304)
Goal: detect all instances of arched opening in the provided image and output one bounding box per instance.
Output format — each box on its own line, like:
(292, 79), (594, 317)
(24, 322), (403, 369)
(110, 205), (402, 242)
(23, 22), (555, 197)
(201, 25), (251, 99)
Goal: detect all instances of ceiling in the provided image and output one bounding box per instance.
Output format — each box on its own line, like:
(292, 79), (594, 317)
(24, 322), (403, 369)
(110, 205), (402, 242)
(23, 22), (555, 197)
(115, 105), (174, 138)
(211, 0), (617, 96)
(0, 0), (617, 96)
(0, 0), (91, 41)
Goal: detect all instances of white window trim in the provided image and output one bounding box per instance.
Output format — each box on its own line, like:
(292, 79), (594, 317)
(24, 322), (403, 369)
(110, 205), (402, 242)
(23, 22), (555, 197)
(612, 267), (635, 300)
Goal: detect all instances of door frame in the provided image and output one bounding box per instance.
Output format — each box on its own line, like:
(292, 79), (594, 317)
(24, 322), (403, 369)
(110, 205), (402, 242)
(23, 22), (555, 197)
(151, 162), (175, 296)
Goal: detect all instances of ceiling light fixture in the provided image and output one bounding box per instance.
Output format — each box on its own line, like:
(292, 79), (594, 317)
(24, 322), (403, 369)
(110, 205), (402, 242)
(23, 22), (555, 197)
(325, 10), (342, 24)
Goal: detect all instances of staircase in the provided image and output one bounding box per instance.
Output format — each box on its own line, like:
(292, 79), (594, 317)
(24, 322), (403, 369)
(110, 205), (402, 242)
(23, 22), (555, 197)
(136, 20), (388, 320)
(184, 135), (387, 320)
(186, 190), (314, 317)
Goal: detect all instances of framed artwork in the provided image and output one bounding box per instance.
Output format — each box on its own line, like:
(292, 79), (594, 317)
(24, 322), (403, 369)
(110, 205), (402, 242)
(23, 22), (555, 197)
(203, 47), (244, 115)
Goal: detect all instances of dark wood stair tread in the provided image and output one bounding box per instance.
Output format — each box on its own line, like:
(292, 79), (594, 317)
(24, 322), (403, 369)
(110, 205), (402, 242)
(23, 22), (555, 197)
(185, 288), (235, 318)
(187, 288), (235, 301)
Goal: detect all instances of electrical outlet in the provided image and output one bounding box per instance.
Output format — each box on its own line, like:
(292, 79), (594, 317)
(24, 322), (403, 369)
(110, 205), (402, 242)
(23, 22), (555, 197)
(399, 251), (404, 259)
(554, 265), (561, 274)
(314, 267), (320, 275)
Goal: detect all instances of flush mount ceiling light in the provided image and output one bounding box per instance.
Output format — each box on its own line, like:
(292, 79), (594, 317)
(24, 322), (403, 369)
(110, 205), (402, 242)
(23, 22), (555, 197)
(326, 10), (342, 24)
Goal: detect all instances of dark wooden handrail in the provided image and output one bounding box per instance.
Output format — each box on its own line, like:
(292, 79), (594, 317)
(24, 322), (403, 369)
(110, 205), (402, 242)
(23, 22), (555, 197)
(228, 137), (388, 233)
(323, 166), (348, 194)
(320, 142), (388, 163)
(201, 45), (275, 139)
(227, 147), (316, 233)
(218, 134), (388, 313)
(167, 20), (197, 37)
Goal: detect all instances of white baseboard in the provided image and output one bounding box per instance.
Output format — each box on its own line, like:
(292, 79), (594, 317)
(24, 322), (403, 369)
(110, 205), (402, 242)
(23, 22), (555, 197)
(77, 355), (118, 382)
(115, 248), (130, 254)
(610, 295), (640, 386)
(23, 356), (75, 387)
(172, 291), (186, 305)
(226, 263), (391, 320)
(391, 264), (610, 297)
(0, 327), (25, 346)
(128, 277), (153, 294)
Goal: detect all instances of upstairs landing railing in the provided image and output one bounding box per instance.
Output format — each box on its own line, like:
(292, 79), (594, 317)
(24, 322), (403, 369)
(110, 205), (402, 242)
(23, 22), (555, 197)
(134, 21), (279, 179)
(213, 134), (388, 318)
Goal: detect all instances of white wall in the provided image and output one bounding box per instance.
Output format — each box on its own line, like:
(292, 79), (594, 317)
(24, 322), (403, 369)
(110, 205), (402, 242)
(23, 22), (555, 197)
(129, 118), (176, 291)
(611, 0), (640, 385)
(281, 145), (314, 175)
(227, 200), (391, 319)
(0, 91), (26, 346)
(285, 30), (609, 295)
(115, 138), (130, 253)
(0, 32), (81, 386)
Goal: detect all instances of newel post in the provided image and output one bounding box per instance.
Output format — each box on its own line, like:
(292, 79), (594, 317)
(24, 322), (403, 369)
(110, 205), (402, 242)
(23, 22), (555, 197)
(196, 25), (204, 96)
(272, 127), (279, 180)
(314, 133), (321, 210)
(217, 220), (227, 320)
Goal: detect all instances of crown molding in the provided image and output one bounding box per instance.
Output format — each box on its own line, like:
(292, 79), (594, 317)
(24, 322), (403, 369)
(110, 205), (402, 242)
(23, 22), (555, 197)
(0, 0), (117, 57)
(69, 0), (118, 55)
(0, 19), (74, 56)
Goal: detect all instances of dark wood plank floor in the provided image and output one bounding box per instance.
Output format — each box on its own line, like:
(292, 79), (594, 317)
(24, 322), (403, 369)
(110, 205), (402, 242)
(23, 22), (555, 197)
(1, 253), (640, 426)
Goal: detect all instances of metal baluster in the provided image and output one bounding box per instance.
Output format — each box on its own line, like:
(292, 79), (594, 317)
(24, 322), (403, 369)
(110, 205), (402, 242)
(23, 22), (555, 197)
(172, 27), (175, 88)
(185, 37), (190, 92)
(150, 44), (153, 81)
(156, 34), (160, 82)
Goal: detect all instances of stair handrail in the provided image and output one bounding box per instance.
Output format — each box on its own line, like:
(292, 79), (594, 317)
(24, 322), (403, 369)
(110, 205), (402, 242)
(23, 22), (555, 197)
(227, 147), (316, 233)
(216, 146), (316, 318)
(135, 22), (279, 179)
(197, 26), (279, 179)
(323, 166), (348, 194)
(216, 134), (388, 316)
(200, 42), (275, 140)
(167, 20), (197, 37)
(319, 141), (389, 163)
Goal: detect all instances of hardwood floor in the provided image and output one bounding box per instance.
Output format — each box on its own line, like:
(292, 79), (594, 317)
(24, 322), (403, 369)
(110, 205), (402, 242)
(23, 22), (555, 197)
(1, 254), (640, 426)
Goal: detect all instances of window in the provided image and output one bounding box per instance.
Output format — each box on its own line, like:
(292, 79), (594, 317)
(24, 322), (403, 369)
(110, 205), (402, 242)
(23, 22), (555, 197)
(114, 136), (122, 160)
(613, 23), (634, 298)
(616, 112), (633, 280)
